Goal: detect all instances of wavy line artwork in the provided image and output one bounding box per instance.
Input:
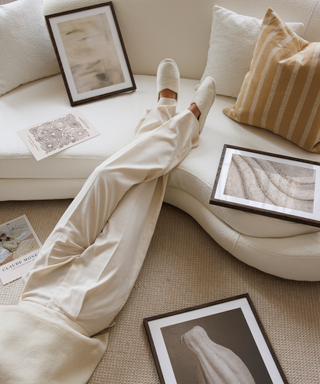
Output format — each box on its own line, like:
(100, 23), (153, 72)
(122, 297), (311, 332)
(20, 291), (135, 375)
(29, 114), (89, 154)
(224, 154), (316, 214)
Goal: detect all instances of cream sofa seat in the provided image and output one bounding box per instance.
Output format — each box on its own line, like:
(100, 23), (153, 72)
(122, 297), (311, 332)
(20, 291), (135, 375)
(1, 0), (320, 281)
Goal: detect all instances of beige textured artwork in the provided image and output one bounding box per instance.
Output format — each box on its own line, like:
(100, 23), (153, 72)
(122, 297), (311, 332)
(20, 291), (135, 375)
(58, 13), (125, 94)
(224, 154), (316, 214)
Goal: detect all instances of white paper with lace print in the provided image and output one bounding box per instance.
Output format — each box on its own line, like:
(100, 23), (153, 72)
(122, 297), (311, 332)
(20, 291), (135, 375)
(18, 110), (100, 161)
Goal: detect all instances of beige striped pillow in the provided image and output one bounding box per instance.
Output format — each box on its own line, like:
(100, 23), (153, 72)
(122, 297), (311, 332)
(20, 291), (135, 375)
(224, 8), (320, 153)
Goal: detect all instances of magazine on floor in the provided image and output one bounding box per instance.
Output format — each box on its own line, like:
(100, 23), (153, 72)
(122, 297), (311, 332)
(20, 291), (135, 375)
(0, 215), (42, 285)
(18, 110), (101, 161)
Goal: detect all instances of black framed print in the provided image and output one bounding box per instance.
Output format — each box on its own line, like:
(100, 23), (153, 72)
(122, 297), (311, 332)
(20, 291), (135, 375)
(210, 145), (320, 227)
(46, 2), (136, 106)
(144, 294), (288, 384)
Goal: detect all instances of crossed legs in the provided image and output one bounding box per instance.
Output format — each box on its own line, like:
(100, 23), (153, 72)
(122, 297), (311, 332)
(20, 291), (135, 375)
(19, 60), (216, 337)
(19, 98), (200, 336)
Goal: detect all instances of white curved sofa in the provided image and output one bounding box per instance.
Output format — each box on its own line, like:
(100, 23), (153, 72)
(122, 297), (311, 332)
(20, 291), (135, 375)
(1, 0), (320, 281)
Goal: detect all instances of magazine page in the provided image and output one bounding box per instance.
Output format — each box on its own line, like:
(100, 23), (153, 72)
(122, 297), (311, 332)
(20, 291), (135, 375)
(0, 215), (42, 285)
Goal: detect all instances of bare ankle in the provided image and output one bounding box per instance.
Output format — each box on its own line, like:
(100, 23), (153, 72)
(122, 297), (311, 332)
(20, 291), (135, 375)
(188, 103), (201, 119)
(159, 89), (177, 100)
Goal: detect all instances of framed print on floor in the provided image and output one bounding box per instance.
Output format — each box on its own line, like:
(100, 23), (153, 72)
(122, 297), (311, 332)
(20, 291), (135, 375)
(210, 145), (320, 228)
(46, 1), (136, 106)
(144, 294), (288, 384)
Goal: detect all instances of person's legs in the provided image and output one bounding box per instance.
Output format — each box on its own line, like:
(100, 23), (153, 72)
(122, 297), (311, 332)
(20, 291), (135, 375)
(0, 59), (216, 384)
(19, 97), (201, 336)
(20, 175), (167, 336)
(19, 57), (216, 337)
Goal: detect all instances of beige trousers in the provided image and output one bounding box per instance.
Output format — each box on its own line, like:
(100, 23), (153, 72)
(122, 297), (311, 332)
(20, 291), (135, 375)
(19, 98), (200, 337)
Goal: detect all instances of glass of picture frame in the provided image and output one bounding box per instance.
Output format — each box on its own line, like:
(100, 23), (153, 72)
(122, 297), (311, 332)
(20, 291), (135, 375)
(144, 294), (288, 384)
(46, 1), (136, 106)
(210, 144), (320, 227)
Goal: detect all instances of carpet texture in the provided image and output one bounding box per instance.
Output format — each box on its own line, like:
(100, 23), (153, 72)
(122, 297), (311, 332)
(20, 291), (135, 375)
(0, 199), (319, 383)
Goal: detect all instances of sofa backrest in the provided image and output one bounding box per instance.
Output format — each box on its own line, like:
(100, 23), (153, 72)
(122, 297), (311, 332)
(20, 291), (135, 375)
(43, 0), (320, 79)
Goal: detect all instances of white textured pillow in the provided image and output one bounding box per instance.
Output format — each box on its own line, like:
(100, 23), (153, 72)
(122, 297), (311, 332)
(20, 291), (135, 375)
(0, 0), (60, 96)
(200, 6), (304, 98)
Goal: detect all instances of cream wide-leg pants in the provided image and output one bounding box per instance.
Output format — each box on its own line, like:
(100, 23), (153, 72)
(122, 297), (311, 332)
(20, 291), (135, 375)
(18, 98), (200, 337)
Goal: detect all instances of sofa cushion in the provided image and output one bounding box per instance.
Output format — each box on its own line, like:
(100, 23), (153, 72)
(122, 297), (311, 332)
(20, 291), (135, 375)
(224, 8), (320, 153)
(0, 0), (59, 96)
(200, 5), (304, 98)
(0, 75), (155, 179)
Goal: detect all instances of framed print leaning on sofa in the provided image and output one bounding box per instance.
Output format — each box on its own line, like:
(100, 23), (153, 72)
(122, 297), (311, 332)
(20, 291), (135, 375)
(46, 1), (136, 106)
(210, 145), (320, 228)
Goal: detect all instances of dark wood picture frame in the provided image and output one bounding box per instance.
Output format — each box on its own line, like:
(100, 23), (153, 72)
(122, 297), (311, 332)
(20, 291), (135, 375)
(45, 1), (136, 106)
(144, 294), (288, 384)
(210, 144), (320, 228)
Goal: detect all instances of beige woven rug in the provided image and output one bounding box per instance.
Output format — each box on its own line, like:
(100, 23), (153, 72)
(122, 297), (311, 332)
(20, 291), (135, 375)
(0, 199), (319, 383)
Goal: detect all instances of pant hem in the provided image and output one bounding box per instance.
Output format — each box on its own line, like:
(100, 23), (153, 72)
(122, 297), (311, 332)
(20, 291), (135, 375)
(19, 300), (89, 336)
